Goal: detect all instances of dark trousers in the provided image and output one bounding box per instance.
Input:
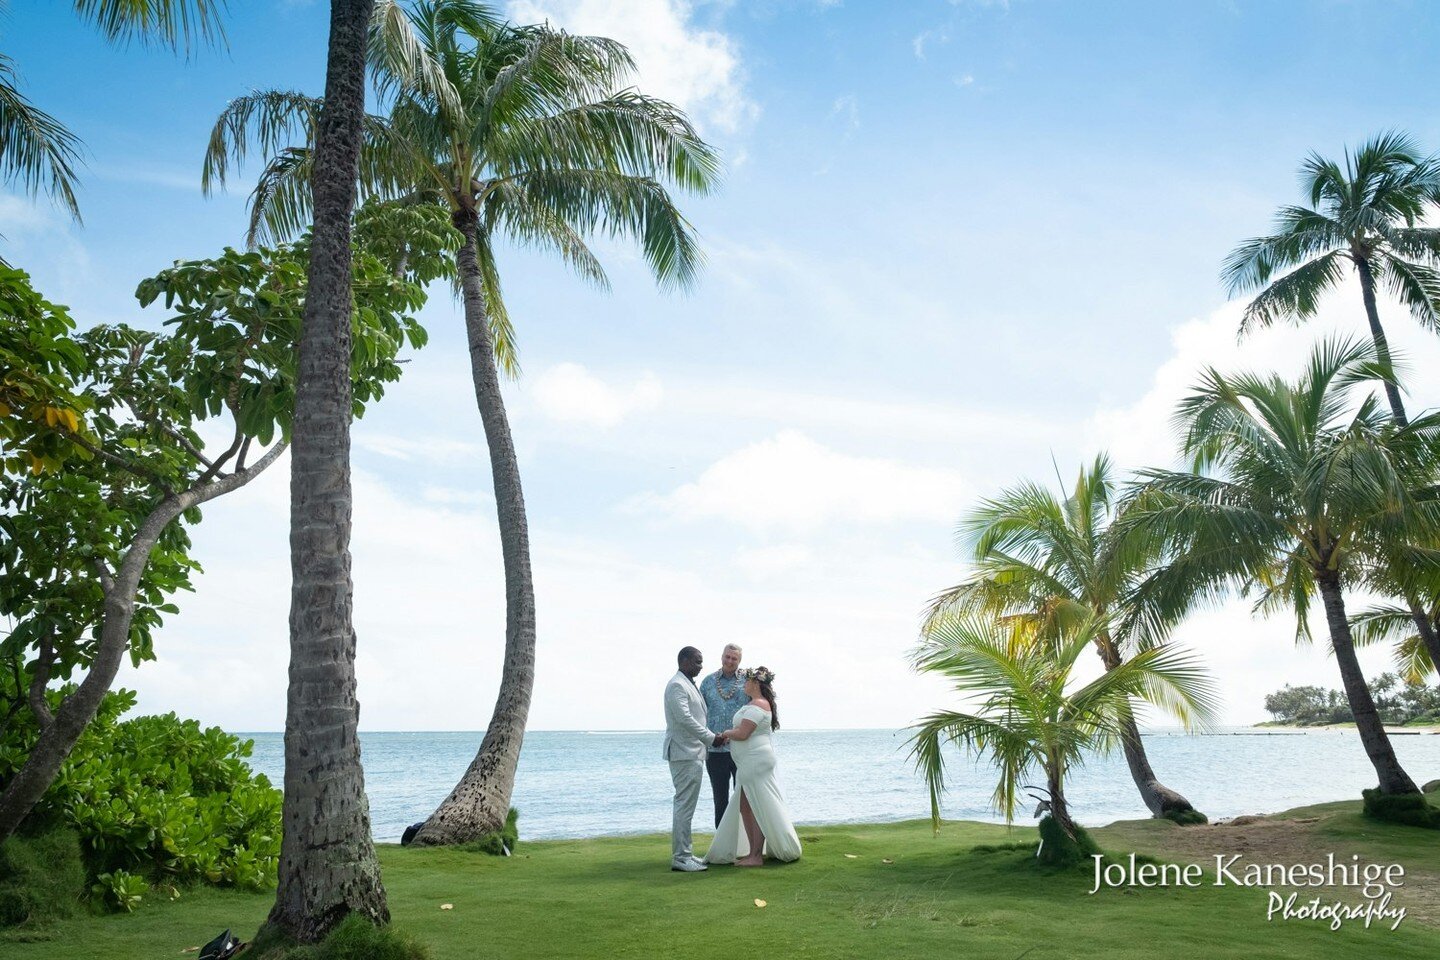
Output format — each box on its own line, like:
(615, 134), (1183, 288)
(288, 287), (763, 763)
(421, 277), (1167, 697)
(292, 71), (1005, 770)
(705, 751), (738, 826)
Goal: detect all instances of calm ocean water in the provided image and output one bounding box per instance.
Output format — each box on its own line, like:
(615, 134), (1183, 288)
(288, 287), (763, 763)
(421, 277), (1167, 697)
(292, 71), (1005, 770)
(242, 729), (1440, 843)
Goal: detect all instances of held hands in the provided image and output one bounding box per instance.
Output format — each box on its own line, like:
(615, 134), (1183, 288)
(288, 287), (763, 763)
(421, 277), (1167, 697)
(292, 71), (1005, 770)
(714, 731), (730, 746)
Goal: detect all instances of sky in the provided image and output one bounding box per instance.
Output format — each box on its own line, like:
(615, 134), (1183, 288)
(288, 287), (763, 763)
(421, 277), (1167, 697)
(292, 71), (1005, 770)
(6, 0), (1440, 732)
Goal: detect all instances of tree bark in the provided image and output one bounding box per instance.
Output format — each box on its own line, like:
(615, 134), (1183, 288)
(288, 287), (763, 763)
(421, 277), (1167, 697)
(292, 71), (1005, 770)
(266, 0), (386, 943)
(1095, 636), (1198, 818)
(412, 210), (535, 845)
(1045, 762), (1077, 840)
(0, 444), (286, 844)
(1315, 569), (1420, 795)
(1354, 254), (1408, 426)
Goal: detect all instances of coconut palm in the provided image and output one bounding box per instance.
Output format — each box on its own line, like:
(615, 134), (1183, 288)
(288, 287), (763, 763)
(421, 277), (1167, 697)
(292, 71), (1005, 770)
(0, 2), (226, 220)
(1223, 131), (1440, 425)
(202, 0), (720, 843)
(910, 612), (1215, 859)
(1125, 338), (1440, 800)
(268, 0), (388, 942)
(924, 454), (1207, 821)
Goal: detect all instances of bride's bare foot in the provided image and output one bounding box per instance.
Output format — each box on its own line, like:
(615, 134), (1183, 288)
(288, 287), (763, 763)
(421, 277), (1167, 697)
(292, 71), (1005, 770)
(736, 855), (764, 867)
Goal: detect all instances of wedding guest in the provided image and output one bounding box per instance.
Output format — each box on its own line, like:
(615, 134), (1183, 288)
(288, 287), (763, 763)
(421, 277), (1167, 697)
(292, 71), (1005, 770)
(700, 643), (750, 825)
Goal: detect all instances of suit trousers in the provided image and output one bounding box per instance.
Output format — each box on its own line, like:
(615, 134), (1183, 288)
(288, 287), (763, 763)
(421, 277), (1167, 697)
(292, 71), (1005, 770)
(669, 759), (704, 861)
(706, 750), (738, 826)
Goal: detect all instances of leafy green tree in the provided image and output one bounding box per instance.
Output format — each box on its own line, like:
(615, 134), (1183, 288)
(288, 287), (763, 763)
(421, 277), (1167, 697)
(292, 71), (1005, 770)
(910, 613), (1214, 863)
(203, 0), (720, 844)
(0, 268), (92, 474)
(1223, 132), (1440, 678)
(925, 454), (1206, 821)
(0, 229), (430, 846)
(0, 2), (227, 221)
(1124, 338), (1440, 803)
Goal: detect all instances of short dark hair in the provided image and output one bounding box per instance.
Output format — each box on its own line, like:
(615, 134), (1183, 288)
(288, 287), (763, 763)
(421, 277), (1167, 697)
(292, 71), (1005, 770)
(677, 646), (702, 666)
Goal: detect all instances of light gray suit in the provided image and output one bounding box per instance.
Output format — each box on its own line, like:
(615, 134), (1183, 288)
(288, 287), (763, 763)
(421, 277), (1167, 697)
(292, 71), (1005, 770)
(663, 670), (718, 863)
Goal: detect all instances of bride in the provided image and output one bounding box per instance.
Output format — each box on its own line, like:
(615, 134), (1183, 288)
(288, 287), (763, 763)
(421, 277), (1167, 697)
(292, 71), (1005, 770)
(704, 667), (802, 866)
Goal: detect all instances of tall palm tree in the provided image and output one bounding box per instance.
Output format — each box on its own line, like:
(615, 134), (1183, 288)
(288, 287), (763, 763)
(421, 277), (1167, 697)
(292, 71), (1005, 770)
(1125, 338), (1440, 800)
(0, 2), (227, 220)
(203, 0), (720, 843)
(1224, 132), (1440, 677)
(925, 455), (1207, 820)
(268, 0), (388, 942)
(910, 612), (1214, 859)
(1223, 131), (1440, 426)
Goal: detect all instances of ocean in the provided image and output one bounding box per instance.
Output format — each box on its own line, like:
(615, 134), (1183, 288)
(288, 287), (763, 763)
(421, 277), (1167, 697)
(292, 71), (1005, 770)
(242, 728), (1440, 843)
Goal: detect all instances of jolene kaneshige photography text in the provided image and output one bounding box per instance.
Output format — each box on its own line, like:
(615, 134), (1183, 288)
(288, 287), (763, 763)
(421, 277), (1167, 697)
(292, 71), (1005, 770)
(3, 2), (1440, 959)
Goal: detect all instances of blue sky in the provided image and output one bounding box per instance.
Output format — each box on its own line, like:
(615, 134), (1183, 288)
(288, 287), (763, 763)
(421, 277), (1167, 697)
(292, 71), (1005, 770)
(7, 0), (1440, 732)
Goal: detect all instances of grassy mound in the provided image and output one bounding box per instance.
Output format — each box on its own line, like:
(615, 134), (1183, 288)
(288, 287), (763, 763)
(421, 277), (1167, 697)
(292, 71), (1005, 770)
(1161, 808), (1208, 826)
(0, 828), (87, 932)
(1035, 815), (1101, 867)
(252, 915), (427, 960)
(456, 808), (519, 856)
(1361, 788), (1440, 829)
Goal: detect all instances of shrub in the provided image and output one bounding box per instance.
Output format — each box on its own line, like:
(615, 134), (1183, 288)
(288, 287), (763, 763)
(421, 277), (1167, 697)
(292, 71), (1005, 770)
(0, 827), (86, 930)
(0, 687), (282, 913)
(1161, 808), (1208, 826)
(1361, 788), (1440, 829)
(1035, 816), (1100, 867)
(458, 808), (519, 856)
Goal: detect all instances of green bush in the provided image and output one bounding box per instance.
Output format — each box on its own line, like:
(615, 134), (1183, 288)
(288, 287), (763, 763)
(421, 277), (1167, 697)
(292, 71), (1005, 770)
(0, 687), (282, 914)
(254, 915), (428, 960)
(0, 827), (86, 930)
(1361, 788), (1440, 829)
(1035, 815), (1100, 867)
(458, 808), (519, 856)
(1161, 808), (1208, 826)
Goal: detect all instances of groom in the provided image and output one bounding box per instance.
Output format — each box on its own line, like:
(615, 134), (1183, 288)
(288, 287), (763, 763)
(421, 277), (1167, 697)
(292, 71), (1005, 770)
(663, 646), (726, 872)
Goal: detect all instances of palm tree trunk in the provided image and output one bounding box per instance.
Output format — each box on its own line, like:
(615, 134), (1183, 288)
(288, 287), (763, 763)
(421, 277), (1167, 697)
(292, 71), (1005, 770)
(1354, 254), (1408, 426)
(1315, 568), (1419, 795)
(1095, 638), (1198, 818)
(1046, 765), (1077, 839)
(411, 209), (535, 845)
(0, 446), (286, 844)
(266, 0), (387, 943)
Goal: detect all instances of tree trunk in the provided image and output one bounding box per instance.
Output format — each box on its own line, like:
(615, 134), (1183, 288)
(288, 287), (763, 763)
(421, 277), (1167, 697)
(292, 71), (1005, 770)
(1354, 254), (1408, 426)
(412, 211), (535, 845)
(1315, 569), (1419, 795)
(1411, 605), (1440, 683)
(1046, 764), (1077, 840)
(0, 445), (286, 844)
(266, 0), (386, 943)
(1095, 636), (1198, 818)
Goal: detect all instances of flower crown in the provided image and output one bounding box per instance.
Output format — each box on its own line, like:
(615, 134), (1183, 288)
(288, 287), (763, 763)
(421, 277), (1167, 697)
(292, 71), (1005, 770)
(745, 666), (776, 685)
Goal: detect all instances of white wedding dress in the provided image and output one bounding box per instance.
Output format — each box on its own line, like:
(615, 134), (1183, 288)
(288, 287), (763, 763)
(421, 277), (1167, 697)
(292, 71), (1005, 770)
(704, 704), (802, 863)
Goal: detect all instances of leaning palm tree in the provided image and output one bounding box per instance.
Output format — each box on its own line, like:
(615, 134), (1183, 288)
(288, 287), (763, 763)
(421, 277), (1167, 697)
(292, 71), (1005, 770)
(203, 0), (720, 843)
(0, 2), (226, 220)
(1223, 131), (1440, 426)
(925, 454), (1207, 821)
(910, 612), (1215, 864)
(1125, 337), (1440, 807)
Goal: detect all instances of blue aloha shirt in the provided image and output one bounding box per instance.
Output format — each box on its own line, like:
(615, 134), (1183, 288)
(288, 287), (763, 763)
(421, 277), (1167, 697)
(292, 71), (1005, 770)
(699, 670), (751, 753)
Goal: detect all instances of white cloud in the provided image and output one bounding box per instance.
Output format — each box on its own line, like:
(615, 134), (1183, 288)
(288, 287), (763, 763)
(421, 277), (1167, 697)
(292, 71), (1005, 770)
(529, 362), (663, 427)
(954, 73), (975, 87)
(912, 28), (947, 60)
(830, 94), (860, 136)
(354, 432), (485, 463)
(642, 429), (968, 532)
(507, 0), (755, 133)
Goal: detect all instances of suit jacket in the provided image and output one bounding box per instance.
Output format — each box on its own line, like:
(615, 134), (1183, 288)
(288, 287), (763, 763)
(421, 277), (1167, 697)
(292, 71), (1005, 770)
(663, 671), (716, 761)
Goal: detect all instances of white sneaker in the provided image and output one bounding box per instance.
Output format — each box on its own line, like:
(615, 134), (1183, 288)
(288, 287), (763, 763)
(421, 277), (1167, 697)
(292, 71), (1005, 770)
(671, 858), (708, 872)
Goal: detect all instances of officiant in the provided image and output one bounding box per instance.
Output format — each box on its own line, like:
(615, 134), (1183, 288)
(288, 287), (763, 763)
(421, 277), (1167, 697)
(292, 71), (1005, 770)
(699, 643), (751, 825)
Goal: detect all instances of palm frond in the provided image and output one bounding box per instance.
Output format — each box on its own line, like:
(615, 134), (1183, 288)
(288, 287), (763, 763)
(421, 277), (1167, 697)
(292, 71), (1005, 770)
(0, 57), (84, 221)
(74, 0), (227, 53)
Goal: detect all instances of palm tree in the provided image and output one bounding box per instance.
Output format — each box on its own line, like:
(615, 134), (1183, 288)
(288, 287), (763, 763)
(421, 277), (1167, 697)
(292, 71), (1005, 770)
(203, 1), (719, 843)
(1125, 338), (1440, 801)
(1224, 132), (1440, 679)
(268, 0), (388, 942)
(925, 455), (1207, 821)
(0, 2), (226, 220)
(910, 612), (1214, 862)
(1223, 131), (1440, 426)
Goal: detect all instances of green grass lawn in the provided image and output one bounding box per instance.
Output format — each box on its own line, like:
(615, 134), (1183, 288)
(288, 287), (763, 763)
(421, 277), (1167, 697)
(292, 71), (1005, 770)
(6, 800), (1438, 959)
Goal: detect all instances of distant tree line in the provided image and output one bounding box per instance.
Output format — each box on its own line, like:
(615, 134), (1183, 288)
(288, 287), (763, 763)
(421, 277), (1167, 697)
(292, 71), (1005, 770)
(1263, 675), (1440, 726)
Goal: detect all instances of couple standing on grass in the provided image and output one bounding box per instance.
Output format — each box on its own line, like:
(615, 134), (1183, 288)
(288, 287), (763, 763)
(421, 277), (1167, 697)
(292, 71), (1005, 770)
(663, 644), (802, 872)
